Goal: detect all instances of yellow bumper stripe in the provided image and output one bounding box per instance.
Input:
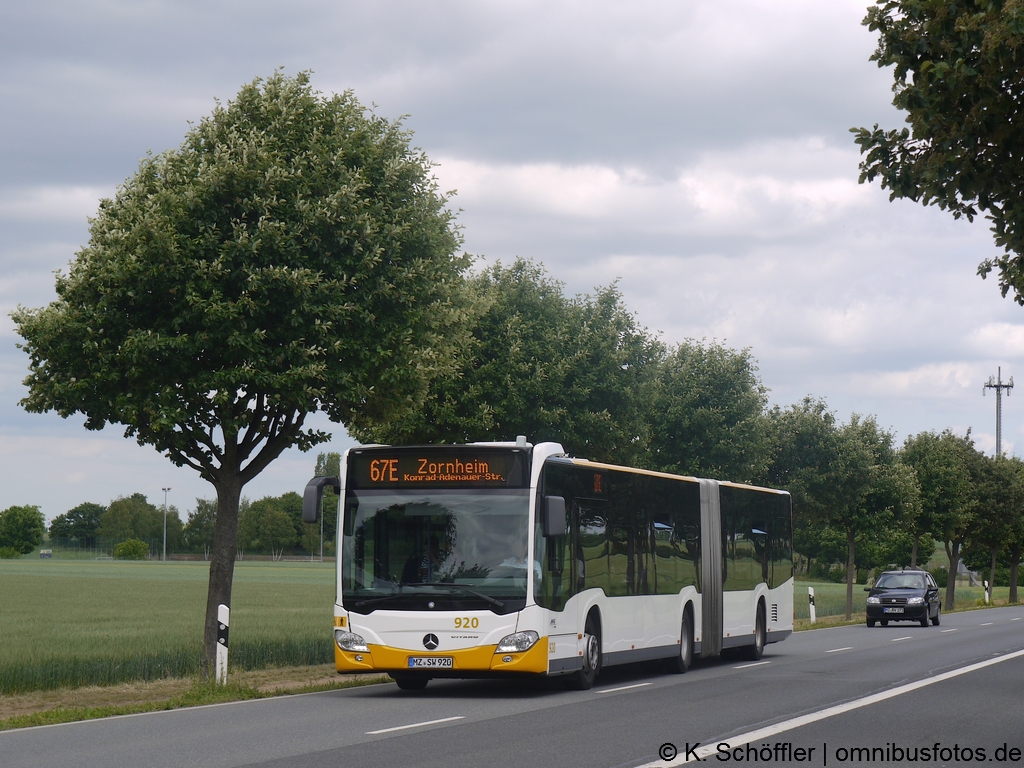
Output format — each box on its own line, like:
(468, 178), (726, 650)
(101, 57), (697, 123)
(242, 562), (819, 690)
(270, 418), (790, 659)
(335, 637), (549, 675)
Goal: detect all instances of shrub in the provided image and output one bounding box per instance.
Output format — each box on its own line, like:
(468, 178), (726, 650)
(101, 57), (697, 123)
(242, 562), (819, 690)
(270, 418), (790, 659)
(0, 546), (21, 559)
(113, 539), (150, 560)
(930, 566), (948, 588)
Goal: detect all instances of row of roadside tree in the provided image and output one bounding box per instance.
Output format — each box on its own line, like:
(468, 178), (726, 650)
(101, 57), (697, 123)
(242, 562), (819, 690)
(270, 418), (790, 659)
(347, 259), (1024, 619)
(7, 259), (1024, 617)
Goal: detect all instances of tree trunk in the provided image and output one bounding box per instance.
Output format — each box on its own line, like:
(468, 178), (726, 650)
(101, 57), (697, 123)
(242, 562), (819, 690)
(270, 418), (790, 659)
(911, 532), (920, 569)
(201, 474), (243, 679)
(1008, 546), (1021, 604)
(944, 539), (960, 612)
(989, 547), (998, 604)
(846, 529), (856, 621)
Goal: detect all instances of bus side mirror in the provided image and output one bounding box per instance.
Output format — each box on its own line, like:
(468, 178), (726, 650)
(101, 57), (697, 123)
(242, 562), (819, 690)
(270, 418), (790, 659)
(303, 476), (341, 524)
(543, 496), (566, 537)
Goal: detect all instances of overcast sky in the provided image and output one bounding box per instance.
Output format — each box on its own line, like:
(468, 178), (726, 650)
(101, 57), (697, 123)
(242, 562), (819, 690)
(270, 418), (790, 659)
(2, 0), (1021, 522)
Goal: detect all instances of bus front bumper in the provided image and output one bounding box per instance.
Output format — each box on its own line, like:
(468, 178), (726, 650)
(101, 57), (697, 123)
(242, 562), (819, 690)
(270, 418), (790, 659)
(335, 638), (549, 675)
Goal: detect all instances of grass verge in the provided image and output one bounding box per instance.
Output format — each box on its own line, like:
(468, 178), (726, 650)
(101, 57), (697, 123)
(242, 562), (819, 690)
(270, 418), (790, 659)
(0, 665), (390, 731)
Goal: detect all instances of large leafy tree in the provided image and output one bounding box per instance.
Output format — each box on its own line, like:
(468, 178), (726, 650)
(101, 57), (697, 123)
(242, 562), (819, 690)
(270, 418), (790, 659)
(902, 430), (978, 610)
(963, 455), (1024, 600)
(11, 72), (469, 674)
(97, 493), (182, 551)
(48, 502), (106, 546)
(0, 505), (46, 554)
(183, 499), (217, 557)
(647, 341), (770, 484)
(1005, 484), (1024, 603)
(354, 259), (662, 465)
(852, 0), (1024, 301)
(766, 402), (898, 618)
(830, 416), (898, 619)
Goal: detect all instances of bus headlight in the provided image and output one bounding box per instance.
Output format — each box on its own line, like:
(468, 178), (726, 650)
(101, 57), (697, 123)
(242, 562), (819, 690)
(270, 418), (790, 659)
(335, 630), (369, 652)
(496, 631), (539, 653)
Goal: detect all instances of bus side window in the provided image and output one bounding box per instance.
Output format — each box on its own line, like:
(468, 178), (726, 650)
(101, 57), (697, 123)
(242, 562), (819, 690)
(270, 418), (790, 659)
(579, 508), (607, 595)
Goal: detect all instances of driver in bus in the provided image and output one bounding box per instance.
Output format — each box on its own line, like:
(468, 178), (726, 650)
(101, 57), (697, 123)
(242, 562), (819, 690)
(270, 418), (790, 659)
(402, 536), (444, 584)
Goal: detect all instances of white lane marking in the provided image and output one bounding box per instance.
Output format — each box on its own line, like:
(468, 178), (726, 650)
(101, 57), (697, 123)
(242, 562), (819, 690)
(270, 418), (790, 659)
(733, 661), (771, 669)
(891, 636), (913, 642)
(1013, 618), (1022, 622)
(366, 716), (464, 735)
(636, 647), (1024, 767)
(596, 683), (653, 694)
(825, 647), (853, 653)
(980, 622), (993, 626)
(941, 629), (958, 633)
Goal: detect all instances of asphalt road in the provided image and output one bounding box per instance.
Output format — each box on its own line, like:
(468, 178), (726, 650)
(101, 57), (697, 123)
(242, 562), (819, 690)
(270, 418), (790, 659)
(4, 604), (1024, 768)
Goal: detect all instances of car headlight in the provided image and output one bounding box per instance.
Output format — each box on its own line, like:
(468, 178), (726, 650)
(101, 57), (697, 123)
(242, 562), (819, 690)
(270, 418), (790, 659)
(335, 630), (369, 652)
(907, 597), (925, 605)
(866, 595), (880, 604)
(496, 631), (539, 653)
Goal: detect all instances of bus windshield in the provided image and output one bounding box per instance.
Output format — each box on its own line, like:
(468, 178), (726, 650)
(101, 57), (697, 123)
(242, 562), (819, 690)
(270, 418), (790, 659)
(342, 488), (531, 614)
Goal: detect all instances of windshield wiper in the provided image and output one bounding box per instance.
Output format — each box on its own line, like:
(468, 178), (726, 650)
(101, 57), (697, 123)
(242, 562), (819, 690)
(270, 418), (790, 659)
(418, 582), (506, 609)
(352, 583), (506, 609)
(351, 592), (407, 608)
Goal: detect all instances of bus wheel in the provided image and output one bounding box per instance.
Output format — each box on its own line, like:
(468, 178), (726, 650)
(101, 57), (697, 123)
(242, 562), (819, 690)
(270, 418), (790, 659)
(742, 604), (766, 661)
(392, 674), (429, 690)
(667, 609), (692, 674)
(567, 615), (601, 690)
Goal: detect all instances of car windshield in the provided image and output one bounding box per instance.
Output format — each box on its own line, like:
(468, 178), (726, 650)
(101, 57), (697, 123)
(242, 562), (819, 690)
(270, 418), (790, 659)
(875, 573), (926, 589)
(341, 489), (531, 612)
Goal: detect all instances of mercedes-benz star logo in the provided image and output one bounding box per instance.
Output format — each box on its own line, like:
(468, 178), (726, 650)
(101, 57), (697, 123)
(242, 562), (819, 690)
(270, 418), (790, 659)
(422, 633), (439, 650)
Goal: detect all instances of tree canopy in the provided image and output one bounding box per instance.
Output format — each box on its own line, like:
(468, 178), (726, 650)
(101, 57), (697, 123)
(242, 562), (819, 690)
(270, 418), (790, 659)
(11, 70), (470, 673)
(0, 505), (46, 555)
(48, 502), (106, 545)
(902, 429), (979, 610)
(648, 340), (769, 483)
(852, 0), (1024, 302)
(352, 259), (662, 465)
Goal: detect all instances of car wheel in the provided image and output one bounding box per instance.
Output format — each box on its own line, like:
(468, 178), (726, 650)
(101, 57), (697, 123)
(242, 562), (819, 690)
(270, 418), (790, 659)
(866, 618), (875, 627)
(880, 619), (888, 627)
(919, 613), (929, 627)
(931, 607), (940, 626)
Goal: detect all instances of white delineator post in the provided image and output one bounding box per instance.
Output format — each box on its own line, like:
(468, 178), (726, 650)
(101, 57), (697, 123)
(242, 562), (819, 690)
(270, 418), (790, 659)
(808, 587), (816, 624)
(216, 604), (229, 685)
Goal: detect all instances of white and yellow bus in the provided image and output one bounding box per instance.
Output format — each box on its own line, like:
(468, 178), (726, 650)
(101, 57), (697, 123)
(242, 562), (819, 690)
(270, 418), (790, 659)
(302, 439), (793, 690)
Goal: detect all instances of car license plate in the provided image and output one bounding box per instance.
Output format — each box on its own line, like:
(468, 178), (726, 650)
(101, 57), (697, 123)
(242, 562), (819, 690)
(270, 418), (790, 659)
(407, 657), (453, 669)
(883, 607), (904, 613)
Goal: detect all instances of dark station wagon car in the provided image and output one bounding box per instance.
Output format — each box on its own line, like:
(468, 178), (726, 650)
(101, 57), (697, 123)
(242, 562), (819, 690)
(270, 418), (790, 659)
(865, 569), (941, 627)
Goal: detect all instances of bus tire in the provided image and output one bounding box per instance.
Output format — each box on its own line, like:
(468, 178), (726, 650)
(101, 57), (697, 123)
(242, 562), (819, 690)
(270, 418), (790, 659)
(741, 603), (766, 661)
(666, 608), (693, 674)
(566, 613), (601, 690)
(392, 674), (429, 690)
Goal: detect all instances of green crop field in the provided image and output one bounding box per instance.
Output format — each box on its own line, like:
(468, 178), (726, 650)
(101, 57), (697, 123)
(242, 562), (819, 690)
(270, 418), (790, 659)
(0, 558), (336, 694)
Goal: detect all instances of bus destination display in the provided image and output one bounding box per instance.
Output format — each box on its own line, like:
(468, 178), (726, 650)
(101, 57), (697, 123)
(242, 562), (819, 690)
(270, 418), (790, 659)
(350, 451), (526, 488)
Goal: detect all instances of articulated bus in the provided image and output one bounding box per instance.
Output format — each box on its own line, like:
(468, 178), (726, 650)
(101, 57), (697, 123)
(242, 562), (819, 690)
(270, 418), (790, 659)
(302, 439), (793, 690)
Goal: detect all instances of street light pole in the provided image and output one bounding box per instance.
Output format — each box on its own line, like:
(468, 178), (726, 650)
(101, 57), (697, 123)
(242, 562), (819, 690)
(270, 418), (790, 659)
(162, 487), (171, 561)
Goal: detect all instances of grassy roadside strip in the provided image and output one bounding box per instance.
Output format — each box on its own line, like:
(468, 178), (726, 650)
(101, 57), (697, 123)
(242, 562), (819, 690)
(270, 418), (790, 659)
(4, 597), (1020, 732)
(793, 594), (1024, 631)
(0, 666), (390, 732)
